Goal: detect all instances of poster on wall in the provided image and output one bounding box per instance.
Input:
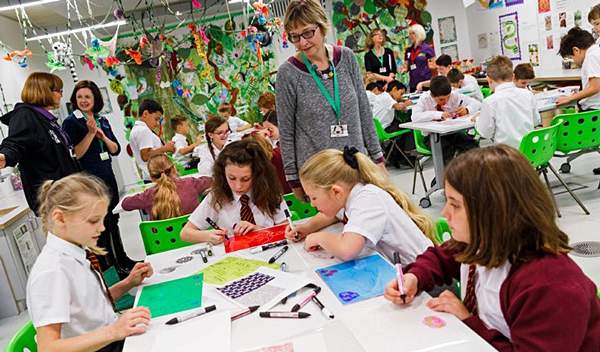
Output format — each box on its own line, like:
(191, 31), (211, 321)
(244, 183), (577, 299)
(499, 12), (522, 60)
(441, 44), (459, 61)
(478, 33), (488, 49)
(529, 44), (540, 66)
(546, 35), (554, 49)
(559, 12), (567, 28)
(438, 16), (457, 44)
(489, 0), (504, 8)
(505, 0), (524, 7)
(574, 10), (583, 26)
(538, 0), (550, 13)
(544, 15), (552, 31)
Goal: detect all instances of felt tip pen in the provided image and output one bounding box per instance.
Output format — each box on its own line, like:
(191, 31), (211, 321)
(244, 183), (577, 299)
(259, 311), (311, 319)
(165, 304), (216, 325)
(207, 243), (213, 256)
(291, 289), (319, 312)
(231, 305), (259, 321)
(311, 295), (334, 319)
(283, 208), (295, 232)
(280, 283), (319, 305)
(268, 245), (289, 264)
(199, 248), (208, 263)
(206, 217), (231, 239)
(250, 239), (288, 254)
(393, 252), (406, 304)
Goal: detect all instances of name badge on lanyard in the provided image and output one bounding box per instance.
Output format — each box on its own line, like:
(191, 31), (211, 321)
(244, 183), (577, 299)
(379, 67), (387, 73)
(330, 124), (349, 138)
(100, 152), (110, 161)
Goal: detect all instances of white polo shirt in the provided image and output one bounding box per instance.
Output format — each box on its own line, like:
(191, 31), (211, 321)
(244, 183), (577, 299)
(475, 82), (541, 148)
(580, 44), (600, 110)
(458, 74), (484, 102)
(172, 133), (192, 165)
(412, 91), (481, 122)
(368, 92), (398, 129)
(339, 183), (433, 264)
(227, 116), (250, 132)
(130, 120), (162, 180)
(193, 143), (224, 176)
(26, 233), (117, 338)
(189, 191), (286, 231)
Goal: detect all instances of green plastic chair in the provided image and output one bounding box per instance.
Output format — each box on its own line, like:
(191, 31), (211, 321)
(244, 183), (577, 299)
(5, 321), (37, 352)
(519, 124), (590, 216)
(138, 214), (194, 255)
(103, 266), (135, 311)
(174, 162), (198, 177)
(550, 110), (600, 175)
(434, 217), (452, 244)
(408, 130), (431, 195)
(283, 193), (318, 221)
(480, 87), (492, 99)
(372, 118), (414, 166)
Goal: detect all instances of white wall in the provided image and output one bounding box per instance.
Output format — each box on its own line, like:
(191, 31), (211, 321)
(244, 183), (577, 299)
(428, 0), (473, 61)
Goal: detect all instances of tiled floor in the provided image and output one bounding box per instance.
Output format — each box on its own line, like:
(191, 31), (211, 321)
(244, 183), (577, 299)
(1, 152), (599, 348)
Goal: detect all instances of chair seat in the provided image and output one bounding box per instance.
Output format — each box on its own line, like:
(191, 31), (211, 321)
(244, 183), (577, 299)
(383, 128), (411, 140)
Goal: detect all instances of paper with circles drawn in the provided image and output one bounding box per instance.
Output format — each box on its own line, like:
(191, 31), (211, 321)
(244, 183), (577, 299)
(224, 224), (287, 253)
(316, 254), (396, 305)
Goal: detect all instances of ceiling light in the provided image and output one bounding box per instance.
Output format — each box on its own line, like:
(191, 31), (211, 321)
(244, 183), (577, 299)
(0, 0), (61, 12)
(26, 20), (126, 41)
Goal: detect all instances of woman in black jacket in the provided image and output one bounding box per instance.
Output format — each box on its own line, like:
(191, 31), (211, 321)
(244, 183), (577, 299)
(0, 72), (79, 212)
(364, 28), (397, 85)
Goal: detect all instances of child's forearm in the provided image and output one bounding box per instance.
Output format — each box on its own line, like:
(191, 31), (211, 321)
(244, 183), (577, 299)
(302, 213), (338, 233)
(37, 324), (118, 352)
(180, 227), (215, 243)
(315, 231), (365, 261)
(109, 279), (134, 300)
(571, 82), (600, 102)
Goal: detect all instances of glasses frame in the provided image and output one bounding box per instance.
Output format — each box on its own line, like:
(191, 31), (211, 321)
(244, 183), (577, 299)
(288, 26), (319, 43)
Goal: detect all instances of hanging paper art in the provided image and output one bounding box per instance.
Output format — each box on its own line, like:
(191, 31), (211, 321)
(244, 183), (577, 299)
(438, 16), (457, 44)
(504, 0), (524, 7)
(538, 0), (550, 13)
(499, 12), (521, 60)
(528, 44), (540, 66)
(3, 49), (32, 68)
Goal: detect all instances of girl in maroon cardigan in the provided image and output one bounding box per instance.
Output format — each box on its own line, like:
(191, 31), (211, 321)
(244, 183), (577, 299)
(385, 145), (599, 351)
(122, 154), (211, 220)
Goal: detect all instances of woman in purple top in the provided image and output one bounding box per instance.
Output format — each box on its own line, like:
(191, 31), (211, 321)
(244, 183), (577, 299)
(122, 154), (212, 220)
(403, 24), (435, 92)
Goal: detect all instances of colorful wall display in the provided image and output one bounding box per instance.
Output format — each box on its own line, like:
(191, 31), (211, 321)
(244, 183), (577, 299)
(499, 11), (521, 60)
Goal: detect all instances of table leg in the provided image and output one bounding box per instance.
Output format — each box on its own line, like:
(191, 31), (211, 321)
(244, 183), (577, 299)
(420, 133), (445, 208)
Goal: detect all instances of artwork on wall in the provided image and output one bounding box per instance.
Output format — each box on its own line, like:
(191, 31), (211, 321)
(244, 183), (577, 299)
(499, 12), (521, 60)
(538, 0), (551, 13)
(574, 10), (583, 26)
(505, 0), (524, 7)
(478, 33), (488, 49)
(438, 16), (457, 45)
(528, 44), (540, 66)
(441, 44), (459, 61)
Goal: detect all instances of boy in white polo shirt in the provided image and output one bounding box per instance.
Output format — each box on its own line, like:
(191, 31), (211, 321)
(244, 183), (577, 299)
(170, 116), (201, 168)
(447, 68), (484, 102)
(129, 99), (176, 182)
(474, 55), (540, 149)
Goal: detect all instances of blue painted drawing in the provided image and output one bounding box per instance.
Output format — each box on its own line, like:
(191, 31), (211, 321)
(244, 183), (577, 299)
(316, 254), (396, 305)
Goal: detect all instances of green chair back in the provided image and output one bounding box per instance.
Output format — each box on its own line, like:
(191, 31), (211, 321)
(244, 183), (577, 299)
(519, 124), (558, 169)
(283, 193), (318, 220)
(372, 118), (410, 142)
(435, 217), (452, 244)
(175, 163), (198, 177)
(103, 267), (135, 311)
(139, 214), (194, 255)
(550, 110), (600, 153)
(6, 321), (37, 352)
(413, 130), (432, 155)
(481, 87), (492, 98)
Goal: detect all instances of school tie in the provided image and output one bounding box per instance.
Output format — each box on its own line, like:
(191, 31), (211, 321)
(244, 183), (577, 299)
(463, 264), (478, 316)
(239, 194), (256, 225)
(86, 250), (116, 311)
(342, 212), (348, 224)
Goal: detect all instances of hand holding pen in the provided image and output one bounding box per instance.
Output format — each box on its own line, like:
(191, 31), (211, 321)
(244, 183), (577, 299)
(384, 272), (419, 306)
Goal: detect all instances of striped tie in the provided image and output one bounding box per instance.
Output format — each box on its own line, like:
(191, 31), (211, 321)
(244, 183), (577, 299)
(463, 264), (478, 315)
(240, 194), (256, 225)
(86, 250), (116, 311)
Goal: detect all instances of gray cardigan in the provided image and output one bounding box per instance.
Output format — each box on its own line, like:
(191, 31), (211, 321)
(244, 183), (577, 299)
(275, 45), (384, 183)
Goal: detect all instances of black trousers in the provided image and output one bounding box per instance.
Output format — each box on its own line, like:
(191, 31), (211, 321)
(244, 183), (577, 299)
(383, 120), (416, 166)
(425, 133), (478, 164)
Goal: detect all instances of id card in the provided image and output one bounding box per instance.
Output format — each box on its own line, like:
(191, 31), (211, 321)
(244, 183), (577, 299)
(330, 124), (349, 138)
(410, 64), (417, 70)
(100, 152), (110, 161)
(379, 67), (386, 73)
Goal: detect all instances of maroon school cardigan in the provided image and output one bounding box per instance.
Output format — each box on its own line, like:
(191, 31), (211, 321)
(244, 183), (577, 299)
(407, 244), (600, 351)
(122, 176), (212, 220)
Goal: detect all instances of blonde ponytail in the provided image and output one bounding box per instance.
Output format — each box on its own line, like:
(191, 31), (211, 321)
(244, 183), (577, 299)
(148, 154), (182, 220)
(300, 148), (436, 243)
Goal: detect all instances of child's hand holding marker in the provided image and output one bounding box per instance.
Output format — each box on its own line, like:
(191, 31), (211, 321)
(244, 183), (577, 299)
(284, 222), (309, 242)
(234, 221), (258, 236)
(384, 272), (419, 305)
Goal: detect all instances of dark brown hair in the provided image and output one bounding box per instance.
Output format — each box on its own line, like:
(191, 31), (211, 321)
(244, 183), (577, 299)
(257, 92), (276, 111)
(211, 139), (283, 217)
(588, 4), (600, 22)
(444, 145), (571, 267)
(21, 72), (63, 108)
(70, 80), (104, 114)
(513, 63), (535, 80)
(559, 27), (595, 57)
(170, 116), (188, 131)
(205, 116), (229, 160)
(446, 68), (465, 84)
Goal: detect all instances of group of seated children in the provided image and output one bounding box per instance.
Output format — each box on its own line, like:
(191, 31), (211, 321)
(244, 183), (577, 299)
(170, 116), (202, 170)
(416, 54), (483, 102)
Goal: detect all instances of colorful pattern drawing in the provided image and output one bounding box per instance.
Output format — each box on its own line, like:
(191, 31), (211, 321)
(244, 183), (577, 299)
(136, 273), (203, 318)
(224, 224), (287, 253)
(217, 271), (284, 307)
(316, 254), (396, 305)
(499, 12), (521, 60)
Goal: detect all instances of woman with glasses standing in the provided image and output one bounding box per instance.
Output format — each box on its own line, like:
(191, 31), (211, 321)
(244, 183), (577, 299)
(0, 72), (79, 213)
(364, 28), (397, 85)
(276, 0), (384, 201)
(403, 24), (435, 92)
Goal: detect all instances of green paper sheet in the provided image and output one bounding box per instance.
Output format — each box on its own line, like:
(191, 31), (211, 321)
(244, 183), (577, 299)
(199, 256), (280, 285)
(136, 273), (204, 318)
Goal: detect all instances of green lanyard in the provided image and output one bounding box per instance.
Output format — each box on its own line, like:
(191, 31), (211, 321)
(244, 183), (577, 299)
(301, 52), (341, 122)
(375, 47), (384, 67)
(94, 116), (105, 153)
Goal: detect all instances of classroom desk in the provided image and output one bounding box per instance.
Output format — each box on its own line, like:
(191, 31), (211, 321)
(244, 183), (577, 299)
(398, 117), (476, 208)
(476, 68), (582, 85)
(123, 238), (496, 352)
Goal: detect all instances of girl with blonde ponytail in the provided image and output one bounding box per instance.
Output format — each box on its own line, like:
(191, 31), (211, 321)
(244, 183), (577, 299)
(122, 154), (212, 220)
(285, 146), (434, 263)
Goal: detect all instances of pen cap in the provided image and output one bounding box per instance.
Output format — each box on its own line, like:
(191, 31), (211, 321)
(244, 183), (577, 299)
(205, 305), (216, 313)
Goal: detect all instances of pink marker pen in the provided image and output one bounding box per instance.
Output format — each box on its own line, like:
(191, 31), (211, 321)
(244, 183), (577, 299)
(393, 252), (406, 303)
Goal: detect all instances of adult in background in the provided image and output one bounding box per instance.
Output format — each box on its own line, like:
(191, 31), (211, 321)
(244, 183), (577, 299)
(403, 24), (435, 92)
(364, 28), (397, 85)
(0, 72), (79, 212)
(276, 0), (384, 201)
(62, 80), (136, 274)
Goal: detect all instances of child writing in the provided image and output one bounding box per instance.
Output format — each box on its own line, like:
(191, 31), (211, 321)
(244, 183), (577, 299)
(170, 116), (201, 169)
(513, 63), (535, 90)
(194, 116), (230, 176)
(218, 103), (252, 133)
(181, 139), (287, 244)
(384, 145), (599, 351)
(27, 174), (153, 352)
(446, 68), (484, 102)
(122, 154), (212, 220)
(285, 146), (435, 262)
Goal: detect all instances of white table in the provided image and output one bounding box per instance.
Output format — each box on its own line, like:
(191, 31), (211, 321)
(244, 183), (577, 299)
(398, 117), (476, 208)
(535, 86), (580, 113)
(123, 236), (496, 352)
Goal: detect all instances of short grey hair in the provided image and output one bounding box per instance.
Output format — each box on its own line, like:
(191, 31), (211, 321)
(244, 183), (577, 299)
(409, 24), (426, 44)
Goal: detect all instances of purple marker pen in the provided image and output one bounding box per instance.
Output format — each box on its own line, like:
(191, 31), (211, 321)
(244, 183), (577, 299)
(393, 252), (406, 304)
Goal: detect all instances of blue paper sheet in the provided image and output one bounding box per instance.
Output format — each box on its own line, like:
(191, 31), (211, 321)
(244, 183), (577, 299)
(316, 254), (396, 305)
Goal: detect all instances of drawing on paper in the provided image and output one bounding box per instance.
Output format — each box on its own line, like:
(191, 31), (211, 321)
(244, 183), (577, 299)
(499, 12), (521, 60)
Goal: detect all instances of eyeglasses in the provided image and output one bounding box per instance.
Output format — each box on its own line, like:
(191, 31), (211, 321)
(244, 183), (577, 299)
(288, 26), (318, 43)
(212, 128), (230, 136)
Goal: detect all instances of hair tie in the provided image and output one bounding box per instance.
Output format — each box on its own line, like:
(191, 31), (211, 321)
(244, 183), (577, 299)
(343, 146), (359, 169)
